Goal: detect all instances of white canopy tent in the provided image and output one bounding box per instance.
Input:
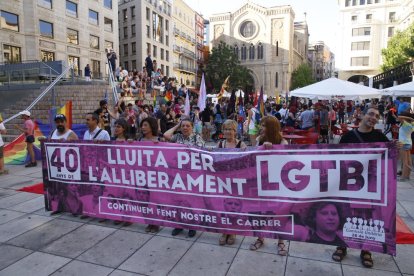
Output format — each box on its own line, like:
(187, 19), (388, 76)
(290, 77), (381, 101)
(381, 81), (414, 97)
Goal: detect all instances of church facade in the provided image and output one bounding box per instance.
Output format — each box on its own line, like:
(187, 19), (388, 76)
(209, 2), (309, 95)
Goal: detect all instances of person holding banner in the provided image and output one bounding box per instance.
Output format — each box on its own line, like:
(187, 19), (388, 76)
(164, 118), (205, 237)
(112, 118), (129, 141)
(83, 112), (110, 141)
(217, 120), (247, 245)
(138, 117), (162, 143)
(108, 118), (133, 226)
(50, 114), (78, 141)
(250, 116), (289, 256)
(332, 106), (389, 268)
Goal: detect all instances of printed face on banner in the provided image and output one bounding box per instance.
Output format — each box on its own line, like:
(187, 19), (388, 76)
(41, 141), (397, 255)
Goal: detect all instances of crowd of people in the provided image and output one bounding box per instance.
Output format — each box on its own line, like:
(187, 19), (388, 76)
(1, 60), (413, 270)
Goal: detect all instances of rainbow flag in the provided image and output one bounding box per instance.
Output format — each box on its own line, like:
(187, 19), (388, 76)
(256, 86), (265, 117)
(5, 102), (73, 165)
(49, 101), (72, 129)
(164, 90), (173, 102)
(4, 122), (43, 165)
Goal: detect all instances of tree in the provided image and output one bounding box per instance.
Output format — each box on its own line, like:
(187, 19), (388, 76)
(290, 63), (315, 90)
(381, 23), (414, 72)
(205, 41), (253, 92)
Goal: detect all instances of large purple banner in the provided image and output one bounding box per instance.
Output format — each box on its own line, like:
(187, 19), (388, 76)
(41, 141), (397, 255)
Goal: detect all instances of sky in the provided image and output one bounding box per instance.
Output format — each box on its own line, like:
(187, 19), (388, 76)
(184, 0), (339, 54)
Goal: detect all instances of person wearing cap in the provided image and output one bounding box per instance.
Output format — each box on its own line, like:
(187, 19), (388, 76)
(16, 111), (36, 167)
(397, 111), (414, 181)
(83, 112), (110, 141)
(50, 114), (78, 141)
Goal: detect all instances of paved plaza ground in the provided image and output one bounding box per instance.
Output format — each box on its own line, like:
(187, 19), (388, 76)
(0, 162), (414, 276)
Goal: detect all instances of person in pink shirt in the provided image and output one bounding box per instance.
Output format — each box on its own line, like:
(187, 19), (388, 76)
(16, 111), (36, 167)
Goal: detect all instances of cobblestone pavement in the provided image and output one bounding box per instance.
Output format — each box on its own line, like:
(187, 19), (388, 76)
(0, 148), (414, 275)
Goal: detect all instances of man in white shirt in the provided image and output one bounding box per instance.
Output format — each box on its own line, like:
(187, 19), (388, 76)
(50, 114), (78, 141)
(83, 112), (110, 141)
(279, 103), (288, 127)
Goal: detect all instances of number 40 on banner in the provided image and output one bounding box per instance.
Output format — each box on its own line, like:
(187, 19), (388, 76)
(46, 147), (81, 181)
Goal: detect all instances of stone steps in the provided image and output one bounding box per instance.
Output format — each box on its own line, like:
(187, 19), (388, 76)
(2, 84), (113, 142)
(2, 84), (157, 142)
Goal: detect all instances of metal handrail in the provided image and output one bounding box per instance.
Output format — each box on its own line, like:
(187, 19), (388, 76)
(107, 61), (118, 104)
(3, 63), (74, 124)
(40, 61), (60, 75)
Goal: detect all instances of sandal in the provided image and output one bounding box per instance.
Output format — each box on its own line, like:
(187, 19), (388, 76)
(227, 235), (236, 245)
(145, 225), (152, 233)
(360, 250), (373, 268)
(332, 247), (347, 262)
(249, 238), (264, 251)
(150, 225), (160, 233)
(219, 234), (227, 246)
(277, 241), (288, 256)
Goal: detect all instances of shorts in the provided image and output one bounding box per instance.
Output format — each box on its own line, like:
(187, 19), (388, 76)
(402, 144), (412, 151)
(26, 135), (35, 143)
(320, 126), (328, 135)
(248, 127), (259, 135)
(0, 146), (3, 158)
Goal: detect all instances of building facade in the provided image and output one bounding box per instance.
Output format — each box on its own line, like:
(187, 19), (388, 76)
(118, 0), (172, 76)
(0, 0), (119, 78)
(209, 2), (308, 94)
(337, 0), (414, 82)
(308, 41), (335, 81)
(195, 13), (205, 88)
(172, 0), (197, 87)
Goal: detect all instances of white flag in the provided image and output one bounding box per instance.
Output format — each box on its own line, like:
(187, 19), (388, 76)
(184, 91), (190, 116)
(198, 73), (206, 112)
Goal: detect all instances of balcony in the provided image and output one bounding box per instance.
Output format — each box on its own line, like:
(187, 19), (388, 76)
(197, 43), (203, 50)
(191, 38), (196, 45)
(174, 28), (180, 36)
(180, 31), (186, 38)
(173, 63), (196, 74)
(183, 48), (195, 59)
(173, 45), (182, 53)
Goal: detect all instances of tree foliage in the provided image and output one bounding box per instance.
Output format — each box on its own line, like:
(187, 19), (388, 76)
(205, 41), (253, 92)
(290, 63), (315, 90)
(381, 23), (414, 72)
